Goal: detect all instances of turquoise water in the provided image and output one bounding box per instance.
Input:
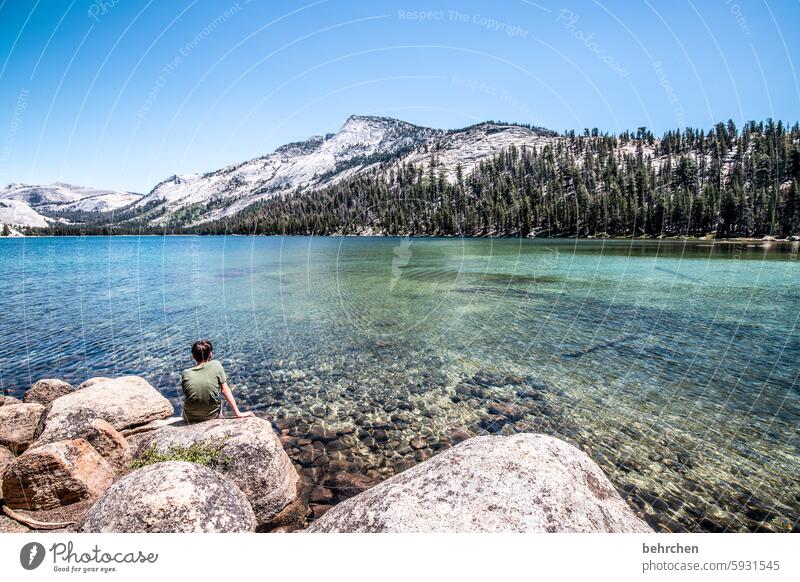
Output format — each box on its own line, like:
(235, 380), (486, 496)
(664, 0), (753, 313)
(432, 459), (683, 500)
(1, 236), (798, 532)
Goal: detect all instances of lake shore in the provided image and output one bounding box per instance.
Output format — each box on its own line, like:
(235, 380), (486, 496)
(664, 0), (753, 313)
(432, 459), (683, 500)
(1, 375), (653, 533)
(2, 232), (799, 243)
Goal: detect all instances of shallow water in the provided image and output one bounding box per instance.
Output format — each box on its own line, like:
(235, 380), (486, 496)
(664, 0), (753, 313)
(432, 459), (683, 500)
(1, 236), (798, 531)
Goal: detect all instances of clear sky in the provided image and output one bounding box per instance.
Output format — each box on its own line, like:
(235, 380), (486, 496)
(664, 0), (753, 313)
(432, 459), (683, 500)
(0, 0), (798, 193)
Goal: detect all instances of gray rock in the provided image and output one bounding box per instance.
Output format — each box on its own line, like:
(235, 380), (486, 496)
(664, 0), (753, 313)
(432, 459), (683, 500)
(308, 434), (652, 533)
(0, 446), (15, 500)
(0, 395), (22, 407)
(132, 417), (301, 530)
(80, 462), (256, 533)
(0, 403), (45, 452)
(2, 438), (114, 510)
(77, 377), (113, 389)
(23, 379), (75, 406)
(34, 376), (174, 445)
(82, 418), (130, 469)
(121, 416), (184, 438)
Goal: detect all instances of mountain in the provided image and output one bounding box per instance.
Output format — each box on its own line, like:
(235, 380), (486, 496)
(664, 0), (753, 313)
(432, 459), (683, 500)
(0, 116), (565, 229)
(0, 198), (50, 228)
(10, 116), (800, 239)
(196, 118), (799, 239)
(131, 116), (437, 224)
(127, 115), (557, 226)
(0, 183), (142, 213)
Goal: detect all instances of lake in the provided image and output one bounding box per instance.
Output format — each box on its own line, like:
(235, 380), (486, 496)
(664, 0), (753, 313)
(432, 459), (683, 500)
(1, 235), (798, 532)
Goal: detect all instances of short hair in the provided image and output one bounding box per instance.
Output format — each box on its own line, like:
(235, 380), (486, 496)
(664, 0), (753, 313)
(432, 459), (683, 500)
(191, 340), (213, 363)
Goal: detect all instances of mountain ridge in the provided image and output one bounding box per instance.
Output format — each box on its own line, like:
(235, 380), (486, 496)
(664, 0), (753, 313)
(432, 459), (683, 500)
(3, 115), (799, 239)
(0, 115), (596, 229)
(128, 114), (565, 227)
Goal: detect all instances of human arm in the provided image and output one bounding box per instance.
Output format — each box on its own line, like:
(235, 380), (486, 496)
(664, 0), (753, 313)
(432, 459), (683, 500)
(220, 381), (254, 418)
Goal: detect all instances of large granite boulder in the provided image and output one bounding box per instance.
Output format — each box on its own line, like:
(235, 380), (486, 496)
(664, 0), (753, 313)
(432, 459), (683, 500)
(2, 438), (114, 510)
(23, 379), (75, 406)
(0, 446), (14, 500)
(0, 403), (45, 452)
(0, 395), (22, 406)
(308, 434), (652, 533)
(132, 417), (301, 530)
(77, 377), (112, 389)
(80, 461), (256, 533)
(34, 376), (174, 445)
(82, 418), (130, 469)
(120, 416), (184, 438)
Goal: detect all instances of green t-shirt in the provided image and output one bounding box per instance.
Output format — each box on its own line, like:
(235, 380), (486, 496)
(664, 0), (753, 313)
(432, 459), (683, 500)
(180, 359), (227, 423)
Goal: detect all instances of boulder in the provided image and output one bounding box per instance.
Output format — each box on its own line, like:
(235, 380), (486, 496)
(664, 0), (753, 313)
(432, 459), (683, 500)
(121, 416), (184, 438)
(0, 446), (15, 500)
(2, 438), (114, 510)
(80, 461), (256, 533)
(34, 376), (174, 445)
(23, 379), (75, 406)
(82, 419), (130, 468)
(0, 395), (22, 406)
(308, 434), (652, 533)
(133, 417), (301, 530)
(77, 377), (113, 389)
(0, 403), (45, 452)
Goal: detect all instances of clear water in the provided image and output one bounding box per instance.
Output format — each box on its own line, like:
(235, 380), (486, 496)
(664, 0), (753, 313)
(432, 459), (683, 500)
(1, 236), (798, 532)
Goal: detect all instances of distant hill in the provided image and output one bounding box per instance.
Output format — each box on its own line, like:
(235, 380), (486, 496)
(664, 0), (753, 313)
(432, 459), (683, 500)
(0, 198), (50, 229)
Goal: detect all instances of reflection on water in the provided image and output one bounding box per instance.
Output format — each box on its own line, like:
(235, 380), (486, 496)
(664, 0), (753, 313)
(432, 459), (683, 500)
(1, 236), (798, 532)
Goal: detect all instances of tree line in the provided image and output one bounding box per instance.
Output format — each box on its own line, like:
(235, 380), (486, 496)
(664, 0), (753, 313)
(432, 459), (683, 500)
(39, 119), (800, 238)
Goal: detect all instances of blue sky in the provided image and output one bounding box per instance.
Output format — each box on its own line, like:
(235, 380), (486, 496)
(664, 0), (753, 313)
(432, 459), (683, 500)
(0, 0), (798, 193)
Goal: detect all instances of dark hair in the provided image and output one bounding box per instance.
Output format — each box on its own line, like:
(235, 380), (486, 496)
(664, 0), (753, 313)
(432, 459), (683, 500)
(191, 340), (213, 363)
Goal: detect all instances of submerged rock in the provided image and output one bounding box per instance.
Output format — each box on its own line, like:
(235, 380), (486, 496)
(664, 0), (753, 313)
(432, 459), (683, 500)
(0, 402), (45, 452)
(132, 417), (301, 530)
(80, 461), (256, 533)
(448, 428), (474, 444)
(34, 376), (174, 445)
(324, 471), (378, 503)
(308, 434), (652, 533)
(23, 378), (75, 406)
(488, 401), (524, 421)
(2, 438), (114, 510)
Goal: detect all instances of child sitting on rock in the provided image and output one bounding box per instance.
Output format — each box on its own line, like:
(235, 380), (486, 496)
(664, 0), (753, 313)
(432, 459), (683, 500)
(180, 340), (254, 423)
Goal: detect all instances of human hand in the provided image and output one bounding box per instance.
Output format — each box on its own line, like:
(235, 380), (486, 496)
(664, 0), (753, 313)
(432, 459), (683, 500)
(235, 411), (255, 419)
